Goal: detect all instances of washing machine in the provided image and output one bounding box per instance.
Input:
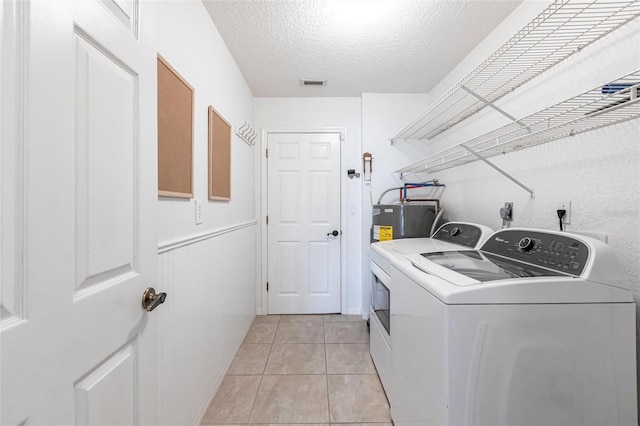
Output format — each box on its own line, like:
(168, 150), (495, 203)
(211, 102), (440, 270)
(390, 228), (637, 426)
(369, 222), (494, 399)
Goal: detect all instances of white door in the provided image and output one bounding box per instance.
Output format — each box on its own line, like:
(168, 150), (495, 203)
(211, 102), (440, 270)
(1, 0), (159, 424)
(267, 132), (341, 314)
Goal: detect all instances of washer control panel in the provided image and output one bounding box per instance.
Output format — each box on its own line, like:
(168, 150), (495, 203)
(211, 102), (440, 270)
(481, 229), (590, 276)
(433, 223), (485, 248)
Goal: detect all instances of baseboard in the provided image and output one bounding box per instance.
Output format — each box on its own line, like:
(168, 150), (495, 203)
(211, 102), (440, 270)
(345, 307), (364, 317)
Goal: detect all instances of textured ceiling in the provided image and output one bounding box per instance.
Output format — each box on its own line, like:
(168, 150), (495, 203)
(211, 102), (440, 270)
(203, 0), (522, 97)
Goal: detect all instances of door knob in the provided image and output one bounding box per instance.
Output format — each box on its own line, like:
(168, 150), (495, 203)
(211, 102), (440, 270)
(142, 287), (166, 312)
(327, 230), (339, 237)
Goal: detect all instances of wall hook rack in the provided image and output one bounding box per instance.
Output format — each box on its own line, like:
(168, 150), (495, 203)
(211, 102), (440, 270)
(235, 121), (257, 146)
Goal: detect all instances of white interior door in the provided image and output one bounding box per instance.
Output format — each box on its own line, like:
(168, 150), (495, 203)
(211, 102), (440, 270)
(1, 0), (159, 424)
(267, 132), (341, 314)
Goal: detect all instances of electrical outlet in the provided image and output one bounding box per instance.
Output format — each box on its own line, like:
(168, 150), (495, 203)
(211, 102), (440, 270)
(195, 199), (203, 225)
(505, 202), (513, 220)
(558, 200), (571, 225)
(500, 202), (513, 221)
(499, 202), (513, 228)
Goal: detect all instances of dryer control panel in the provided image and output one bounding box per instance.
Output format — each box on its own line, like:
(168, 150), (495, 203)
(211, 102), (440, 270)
(433, 223), (486, 248)
(481, 229), (590, 276)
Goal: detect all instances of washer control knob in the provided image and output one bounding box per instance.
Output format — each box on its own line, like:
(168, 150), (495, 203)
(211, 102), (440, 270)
(518, 237), (535, 251)
(450, 227), (462, 237)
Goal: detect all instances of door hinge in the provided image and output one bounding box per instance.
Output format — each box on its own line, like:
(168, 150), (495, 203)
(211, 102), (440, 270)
(266, 148), (268, 158)
(266, 215), (268, 225)
(266, 282), (269, 291)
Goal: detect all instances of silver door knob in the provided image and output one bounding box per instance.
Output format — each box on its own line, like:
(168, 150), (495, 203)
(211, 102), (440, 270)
(142, 287), (166, 312)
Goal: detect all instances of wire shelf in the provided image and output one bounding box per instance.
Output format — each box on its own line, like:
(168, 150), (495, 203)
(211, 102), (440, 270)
(391, 0), (640, 143)
(396, 70), (640, 176)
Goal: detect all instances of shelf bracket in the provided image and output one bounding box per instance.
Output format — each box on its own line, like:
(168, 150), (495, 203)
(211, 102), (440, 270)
(461, 144), (535, 198)
(461, 85), (531, 132)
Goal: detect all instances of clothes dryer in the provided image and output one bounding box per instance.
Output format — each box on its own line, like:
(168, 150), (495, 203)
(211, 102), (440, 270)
(369, 222), (493, 399)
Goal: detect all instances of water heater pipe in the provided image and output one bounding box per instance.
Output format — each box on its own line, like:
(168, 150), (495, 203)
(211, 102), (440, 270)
(377, 187), (404, 204)
(378, 182), (445, 205)
(430, 207), (445, 237)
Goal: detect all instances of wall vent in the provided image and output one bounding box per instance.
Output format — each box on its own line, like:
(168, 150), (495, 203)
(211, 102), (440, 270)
(301, 79), (327, 86)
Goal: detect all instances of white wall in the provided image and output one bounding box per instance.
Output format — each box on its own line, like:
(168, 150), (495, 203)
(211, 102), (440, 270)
(142, 1), (257, 424)
(254, 97), (363, 315)
(361, 93), (431, 313)
(152, 3), (255, 242)
(362, 0), (640, 405)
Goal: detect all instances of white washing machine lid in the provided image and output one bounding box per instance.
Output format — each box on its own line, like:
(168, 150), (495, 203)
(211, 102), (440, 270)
(415, 249), (568, 283)
(371, 221), (494, 263)
(394, 227), (634, 304)
(395, 254), (633, 304)
(372, 238), (461, 261)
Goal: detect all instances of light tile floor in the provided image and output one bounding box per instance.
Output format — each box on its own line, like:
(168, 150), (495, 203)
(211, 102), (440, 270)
(201, 314), (392, 425)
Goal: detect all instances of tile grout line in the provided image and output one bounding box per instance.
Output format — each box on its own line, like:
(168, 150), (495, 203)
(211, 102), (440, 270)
(230, 372), (377, 376)
(324, 321), (332, 424)
(245, 316), (280, 424)
(232, 316), (379, 425)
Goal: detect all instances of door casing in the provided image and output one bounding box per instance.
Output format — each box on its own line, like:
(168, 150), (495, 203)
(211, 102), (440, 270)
(259, 127), (347, 315)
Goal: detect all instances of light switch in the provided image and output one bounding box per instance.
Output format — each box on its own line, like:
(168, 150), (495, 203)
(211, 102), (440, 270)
(195, 199), (203, 225)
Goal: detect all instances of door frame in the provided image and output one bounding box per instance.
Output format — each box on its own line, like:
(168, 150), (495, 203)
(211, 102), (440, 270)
(259, 127), (347, 315)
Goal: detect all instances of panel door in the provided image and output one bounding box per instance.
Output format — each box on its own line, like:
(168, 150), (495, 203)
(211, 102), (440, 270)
(267, 132), (341, 314)
(1, 0), (159, 424)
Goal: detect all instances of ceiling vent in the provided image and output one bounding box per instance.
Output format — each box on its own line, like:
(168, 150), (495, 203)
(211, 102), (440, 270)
(301, 79), (327, 87)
